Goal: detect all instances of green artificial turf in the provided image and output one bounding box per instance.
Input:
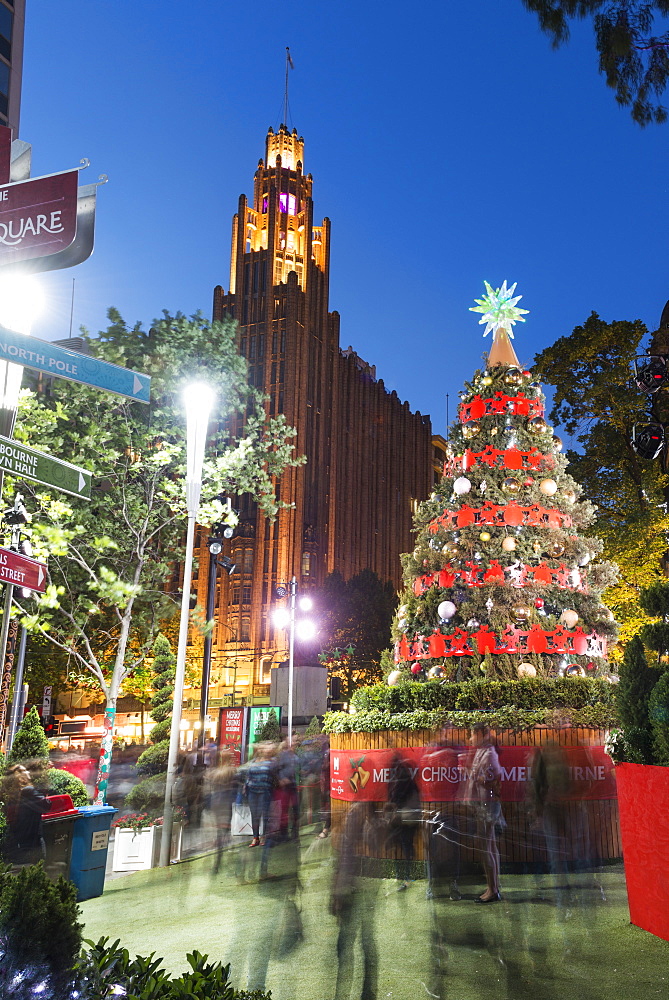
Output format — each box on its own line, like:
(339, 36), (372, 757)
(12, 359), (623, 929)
(81, 837), (669, 1000)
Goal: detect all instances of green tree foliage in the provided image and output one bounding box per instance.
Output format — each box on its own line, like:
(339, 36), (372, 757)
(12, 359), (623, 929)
(0, 862), (83, 993)
(522, 1), (669, 125)
(316, 570), (398, 697)
(10, 311), (303, 730)
(304, 715), (322, 735)
(135, 740), (170, 777)
(649, 670), (669, 763)
(7, 705), (49, 764)
(615, 635), (659, 761)
(42, 768), (89, 806)
(534, 312), (669, 654)
(149, 633), (176, 726)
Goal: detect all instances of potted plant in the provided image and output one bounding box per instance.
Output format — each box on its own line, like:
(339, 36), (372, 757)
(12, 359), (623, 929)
(111, 810), (184, 871)
(609, 601), (669, 942)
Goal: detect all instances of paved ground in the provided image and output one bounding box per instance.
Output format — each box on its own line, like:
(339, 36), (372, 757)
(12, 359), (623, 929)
(83, 833), (669, 1000)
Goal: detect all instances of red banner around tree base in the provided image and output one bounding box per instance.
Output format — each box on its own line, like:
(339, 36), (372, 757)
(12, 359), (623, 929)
(330, 744), (615, 803)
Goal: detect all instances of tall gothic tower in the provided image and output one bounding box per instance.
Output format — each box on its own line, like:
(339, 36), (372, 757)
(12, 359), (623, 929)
(207, 124), (431, 705)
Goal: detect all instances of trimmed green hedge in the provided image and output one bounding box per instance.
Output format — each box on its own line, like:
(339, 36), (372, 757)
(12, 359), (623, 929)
(351, 677), (615, 713)
(323, 703), (617, 734)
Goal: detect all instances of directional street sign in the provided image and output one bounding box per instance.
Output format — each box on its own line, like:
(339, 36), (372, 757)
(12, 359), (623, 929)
(0, 545), (47, 592)
(0, 435), (91, 499)
(0, 326), (151, 403)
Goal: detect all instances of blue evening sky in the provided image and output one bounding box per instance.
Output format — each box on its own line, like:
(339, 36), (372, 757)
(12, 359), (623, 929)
(20, 1), (667, 436)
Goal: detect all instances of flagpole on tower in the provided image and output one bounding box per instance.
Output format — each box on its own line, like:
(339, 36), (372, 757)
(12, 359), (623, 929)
(284, 47), (294, 125)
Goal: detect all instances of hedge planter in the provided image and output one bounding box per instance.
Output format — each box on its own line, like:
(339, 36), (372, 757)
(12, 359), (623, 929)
(112, 823), (183, 871)
(616, 763), (669, 942)
(329, 726), (621, 868)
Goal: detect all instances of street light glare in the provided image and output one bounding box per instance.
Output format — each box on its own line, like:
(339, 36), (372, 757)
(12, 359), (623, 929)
(274, 607), (290, 629)
(296, 619), (316, 641)
(183, 381), (216, 419)
(0, 274), (45, 335)
(298, 596), (313, 611)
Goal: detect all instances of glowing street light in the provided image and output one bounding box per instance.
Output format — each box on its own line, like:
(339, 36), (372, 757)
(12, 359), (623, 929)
(274, 577), (316, 742)
(160, 381), (215, 867)
(0, 274), (44, 436)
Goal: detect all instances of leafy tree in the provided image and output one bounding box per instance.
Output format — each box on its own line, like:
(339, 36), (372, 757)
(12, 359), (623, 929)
(315, 569), (398, 698)
(522, 1), (669, 125)
(615, 634), (658, 761)
(9, 310), (303, 797)
(533, 312), (669, 654)
(649, 670), (669, 763)
(7, 705), (49, 763)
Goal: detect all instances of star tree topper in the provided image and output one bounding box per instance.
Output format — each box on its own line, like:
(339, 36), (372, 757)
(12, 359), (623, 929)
(470, 280), (529, 340)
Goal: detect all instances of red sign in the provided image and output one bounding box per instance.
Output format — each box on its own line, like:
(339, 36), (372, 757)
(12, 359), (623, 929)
(0, 170), (78, 266)
(330, 744), (616, 803)
(0, 544), (47, 592)
(218, 706), (248, 765)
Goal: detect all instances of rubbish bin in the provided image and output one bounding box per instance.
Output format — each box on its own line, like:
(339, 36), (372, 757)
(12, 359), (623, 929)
(42, 793), (79, 881)
(70, 804), (116, 901)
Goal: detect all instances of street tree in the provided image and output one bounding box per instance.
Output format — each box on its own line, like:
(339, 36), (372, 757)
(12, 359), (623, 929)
(522, 1), (669, 125)
(533, 311), (669, 653)
(10, 310), (304, 798)
(316, 569), (397, 698)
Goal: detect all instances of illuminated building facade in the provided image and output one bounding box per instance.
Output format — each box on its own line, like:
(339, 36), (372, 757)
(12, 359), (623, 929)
(203, 124), (432, 704)
(0, 0), (24, 136)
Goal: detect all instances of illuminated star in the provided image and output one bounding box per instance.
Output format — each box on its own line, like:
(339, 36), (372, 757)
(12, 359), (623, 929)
(470, 280), (529, 339)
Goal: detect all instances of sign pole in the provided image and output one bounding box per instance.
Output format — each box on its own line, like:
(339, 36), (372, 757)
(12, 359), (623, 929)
(5, 625), (27, 751)
(0, 580), (14, 747)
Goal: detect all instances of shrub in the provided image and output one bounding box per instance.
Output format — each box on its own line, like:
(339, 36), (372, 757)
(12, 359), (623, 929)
(136, 739), (170, 777)
(0, 862), (83, 997)
(124, 772), (167, 816)
(83, 937), (273, 999)
(150, 633), (176, 725)
(254, 708), (281, 743)
(351, 676), (614, 714)
(149, 718), (171, 744)
(7, 706), (49, 764)
(45, 768), (90, 806)
(304, 716), (322, 736)
(649, 671), (669, 766)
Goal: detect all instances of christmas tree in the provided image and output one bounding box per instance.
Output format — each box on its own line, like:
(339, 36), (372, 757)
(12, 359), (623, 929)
(392, 282), (618, 683)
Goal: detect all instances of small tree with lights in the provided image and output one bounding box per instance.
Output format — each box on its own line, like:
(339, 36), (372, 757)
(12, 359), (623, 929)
(391, 282), (618, 684)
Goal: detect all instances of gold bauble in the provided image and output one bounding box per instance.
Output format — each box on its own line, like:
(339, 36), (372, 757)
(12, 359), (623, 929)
(502, 536), (517, 552)
(528, 417), (548, 434)
(479, 531), (491, 542)
(561, 609), (579, 628)
(462, 422), (481, 439)
(502, 476), (522, 493)
(551, 542), (565, 557)
(552, 435), (563, 452)
(563, 489), (576, 503)
(482, 376), (493, 386)
(513, 605), (531, 621)
(539, 478), (558, 496)
(505, 367), (523, 385)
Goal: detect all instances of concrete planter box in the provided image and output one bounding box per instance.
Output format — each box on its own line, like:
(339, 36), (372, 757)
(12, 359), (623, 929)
(616, 762), (669, 941)
(111, 823), (183, 871)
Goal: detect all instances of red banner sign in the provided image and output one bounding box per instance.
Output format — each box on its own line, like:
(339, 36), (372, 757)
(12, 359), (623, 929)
(330, 744), (616, 803)
(0, 170), (78, 265)
(218, 706), (248, 765)
(0, 545), (47, 592)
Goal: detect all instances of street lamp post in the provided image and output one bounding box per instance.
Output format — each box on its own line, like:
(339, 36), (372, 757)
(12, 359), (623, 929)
(159, 382), (215, 867)
(198, 530), (235, 748)
(275, 577), (315, 743)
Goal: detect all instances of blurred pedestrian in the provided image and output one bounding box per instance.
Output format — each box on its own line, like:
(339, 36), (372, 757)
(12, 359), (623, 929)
(0, 762), (50, 865)
(245, 743), (276, 847)
(208, 750), (238, 874)
(386, 749), (421, 890)
(469, 723), (504, 903)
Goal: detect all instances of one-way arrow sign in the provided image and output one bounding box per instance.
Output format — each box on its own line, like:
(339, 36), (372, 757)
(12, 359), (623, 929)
(0, 326), (151, 402)
(0, 545), (47, 592)
(0, 435), (91, 498)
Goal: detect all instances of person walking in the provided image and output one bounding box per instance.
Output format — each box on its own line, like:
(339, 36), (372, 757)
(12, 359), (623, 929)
(0, 763), (50, 866)
(244, 744), (275, 847)
(469, 723), (504, 902)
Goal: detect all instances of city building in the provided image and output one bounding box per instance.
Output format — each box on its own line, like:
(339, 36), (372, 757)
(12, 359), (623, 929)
(196, 124), (432, 707)
(0, 0), (24, 136)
